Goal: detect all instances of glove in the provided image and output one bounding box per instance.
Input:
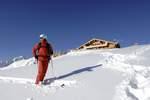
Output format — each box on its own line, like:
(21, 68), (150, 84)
(35, 55), (38, 60)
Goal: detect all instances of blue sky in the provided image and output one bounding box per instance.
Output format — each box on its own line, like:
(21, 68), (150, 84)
(0, 0), (150, 60)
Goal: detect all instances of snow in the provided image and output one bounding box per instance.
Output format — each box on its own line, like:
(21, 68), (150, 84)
(0, 44), (150, 100)
(0, 76), (35, 84)
(0, 57), (35, 70)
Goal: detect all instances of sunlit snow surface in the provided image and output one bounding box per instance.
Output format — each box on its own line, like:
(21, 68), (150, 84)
(0, 45), (150, 100)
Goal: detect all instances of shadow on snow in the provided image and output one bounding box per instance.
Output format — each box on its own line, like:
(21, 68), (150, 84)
(43, 64), (102, 85)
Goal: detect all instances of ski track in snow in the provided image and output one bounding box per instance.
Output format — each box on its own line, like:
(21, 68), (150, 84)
(98, 49), (150, 100)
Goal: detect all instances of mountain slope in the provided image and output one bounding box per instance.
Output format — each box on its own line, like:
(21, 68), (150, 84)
(0, 44), (150, 100)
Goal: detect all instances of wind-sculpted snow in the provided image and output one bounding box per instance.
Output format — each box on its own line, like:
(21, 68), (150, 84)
(99, 45), (150, 100)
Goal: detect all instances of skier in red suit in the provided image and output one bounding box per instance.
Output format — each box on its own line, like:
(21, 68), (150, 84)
(32, 34), (53, 85)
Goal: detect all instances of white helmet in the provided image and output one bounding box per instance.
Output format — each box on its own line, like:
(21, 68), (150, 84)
(40, 34), (47, 39)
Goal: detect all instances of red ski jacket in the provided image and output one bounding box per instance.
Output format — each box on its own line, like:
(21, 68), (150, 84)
(32, 39), (53, 61)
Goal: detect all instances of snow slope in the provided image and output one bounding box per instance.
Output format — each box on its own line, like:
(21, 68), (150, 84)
(0, 44), (150, 100)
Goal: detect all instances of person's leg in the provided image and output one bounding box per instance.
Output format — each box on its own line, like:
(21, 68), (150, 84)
(35, 61), (44, 84)
(40, 61), (48, 81)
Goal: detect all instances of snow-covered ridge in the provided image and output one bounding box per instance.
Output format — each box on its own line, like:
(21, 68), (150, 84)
(0, 57), (35, 70)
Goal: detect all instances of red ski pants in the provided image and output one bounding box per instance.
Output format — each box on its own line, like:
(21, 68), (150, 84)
(35, 60), (48, 84)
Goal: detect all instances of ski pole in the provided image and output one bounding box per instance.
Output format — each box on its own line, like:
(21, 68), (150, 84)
(50, 57), (55, 78)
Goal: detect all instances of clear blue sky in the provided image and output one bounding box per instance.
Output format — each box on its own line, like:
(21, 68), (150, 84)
(0, 0), (150, 60)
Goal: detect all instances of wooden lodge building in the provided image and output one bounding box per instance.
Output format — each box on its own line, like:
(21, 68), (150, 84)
(77, 38), (120, 50)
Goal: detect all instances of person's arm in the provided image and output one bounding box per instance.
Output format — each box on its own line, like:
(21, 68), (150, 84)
(32, 44), (38, 59)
